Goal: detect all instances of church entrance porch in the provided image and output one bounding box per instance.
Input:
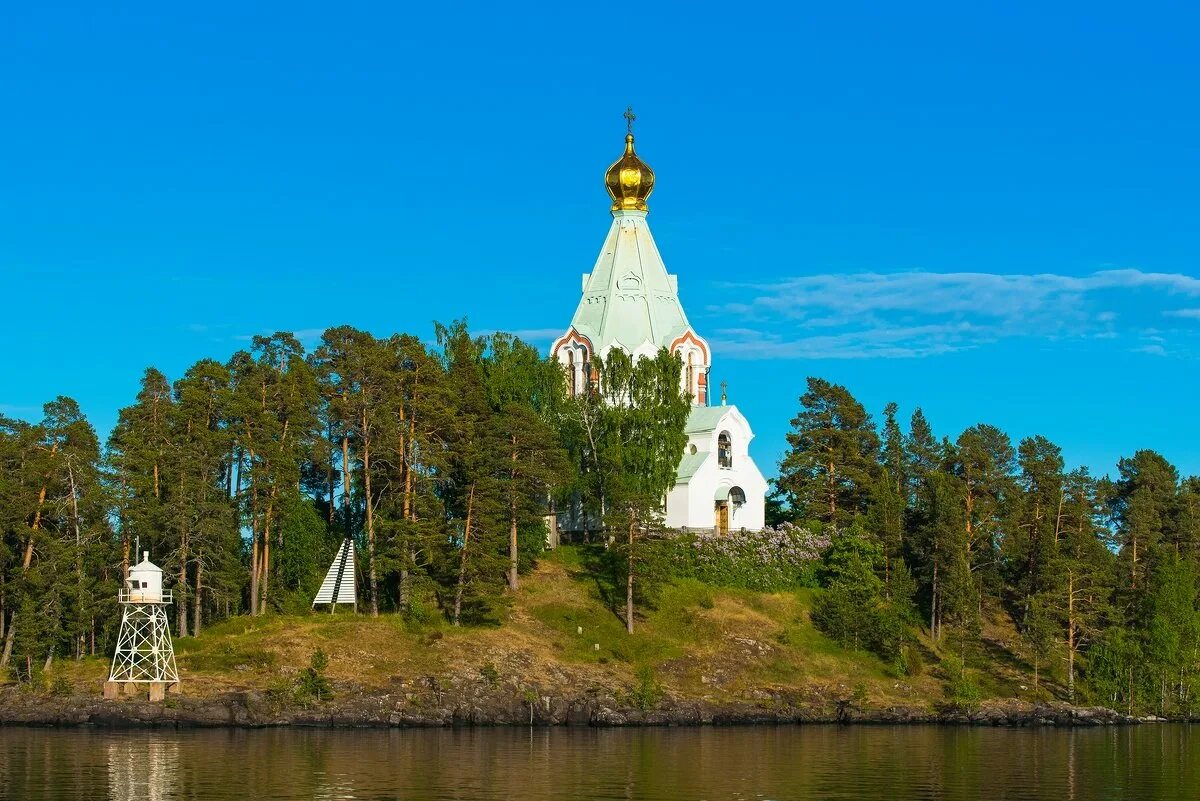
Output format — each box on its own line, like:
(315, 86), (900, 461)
(715, 501), (730, 535)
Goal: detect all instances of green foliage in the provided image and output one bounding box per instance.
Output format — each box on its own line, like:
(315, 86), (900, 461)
(50, 673), (73, 697)
(274, 498), (333, 606)
(810, 522), (903, 661)
(178, 642), (276, 673)
(629, 664), (664, 711)
(665, 525), (824, 592)
(478, 662), (500, 685)
(7, 321), (1200, 724)
(293, 649), (333, 705)
(777, 378), (879, 526)
(942, 655), (983, 712)
(901, 644), (925, 677)
(1022, 596), (1058, 691)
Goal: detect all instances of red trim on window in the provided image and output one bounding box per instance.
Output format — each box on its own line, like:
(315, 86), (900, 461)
(551, 328), (594, 356)
(669, 330), (710, 364)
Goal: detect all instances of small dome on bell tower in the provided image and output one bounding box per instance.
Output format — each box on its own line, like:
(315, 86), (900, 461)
(604, 107), (655, 212)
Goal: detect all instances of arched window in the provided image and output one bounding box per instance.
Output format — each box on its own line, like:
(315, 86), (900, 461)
(686, 352), (695, 399)
(566, 350), (577, 397)
(729, 486), (746, 507)
(718, 431), (732, 468)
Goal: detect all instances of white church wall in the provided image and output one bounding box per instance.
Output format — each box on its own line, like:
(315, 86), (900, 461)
(666, 406), (769, 531)
(665, 483), (692, 528)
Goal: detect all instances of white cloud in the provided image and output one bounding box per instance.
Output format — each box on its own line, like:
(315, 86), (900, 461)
(707, 268), (1200, 360)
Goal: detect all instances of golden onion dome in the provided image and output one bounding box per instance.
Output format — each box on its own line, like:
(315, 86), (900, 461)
(604, 133), (655, 212)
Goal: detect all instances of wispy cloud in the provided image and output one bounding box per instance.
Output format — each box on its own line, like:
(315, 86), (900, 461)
(706, 268), (1200, 360)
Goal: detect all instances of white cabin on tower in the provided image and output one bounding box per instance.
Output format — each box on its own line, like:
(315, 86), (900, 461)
(105, 551), (180, 701)
(552, 116), (767, 533)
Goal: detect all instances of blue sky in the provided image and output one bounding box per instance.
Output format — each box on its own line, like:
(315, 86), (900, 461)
(3, 1), (1199, 479)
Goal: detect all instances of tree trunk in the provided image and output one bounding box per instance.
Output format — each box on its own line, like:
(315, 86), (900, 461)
(508, 438), (519, 591)
(249, 448), (260, 615)
(177, 540), (189, 637)
(398, 416), (416, 608)
(1131, 536), (1138, 590)
(453, 484), (476, 627)
(548, 496), (559, 550)
(259, 524), (271, 615)
(1067, 570), (1076, 703)
(342, 434), (352, 538)
(326, 431), (336, 525)
(120, 474), (131, 579)
(259, 491), (276, 615)
(0, 537), (36, 668)
(827, 455), (837, 524)
(193, 551), (203, 636)
(1, 444), (58, 669)
(626, 509), (636, 634)
(67, 460), (85, 661)
(362, 411), (379, 618)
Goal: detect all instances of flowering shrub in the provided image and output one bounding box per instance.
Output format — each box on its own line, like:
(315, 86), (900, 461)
(667, 522), (828, 591)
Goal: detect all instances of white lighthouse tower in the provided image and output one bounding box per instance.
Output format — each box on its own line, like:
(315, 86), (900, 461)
(104, 552), (180, 701)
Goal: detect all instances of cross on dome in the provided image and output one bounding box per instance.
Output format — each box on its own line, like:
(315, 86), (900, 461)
(605, 109), (654, 212)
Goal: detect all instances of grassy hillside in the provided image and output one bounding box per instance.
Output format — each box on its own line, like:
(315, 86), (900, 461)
(41, 545), (1062, 716)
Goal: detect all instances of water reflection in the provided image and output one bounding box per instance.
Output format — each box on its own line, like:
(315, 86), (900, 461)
(106, 736), (179, 801)
(0, 724), (1192, 800)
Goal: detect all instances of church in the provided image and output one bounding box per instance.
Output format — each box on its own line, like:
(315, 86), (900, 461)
(551, 119), (767, 533)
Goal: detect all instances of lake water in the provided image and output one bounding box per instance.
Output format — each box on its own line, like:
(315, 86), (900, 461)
(0, 725), (1194, 800)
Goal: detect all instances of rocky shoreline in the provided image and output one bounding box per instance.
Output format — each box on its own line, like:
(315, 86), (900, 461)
(0, 687), (1147, 729)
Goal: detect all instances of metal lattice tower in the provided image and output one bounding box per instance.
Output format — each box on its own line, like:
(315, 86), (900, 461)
(109, 603), (179, 684)
(108, 552), (179, 689)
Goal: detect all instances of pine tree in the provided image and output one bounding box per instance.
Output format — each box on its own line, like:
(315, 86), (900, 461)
(1143, 552), (1200, 716)
(777, 378), (879, 527)
(1005, 436), (1065, 623)
(168, 360), (235, 635)
(912, 466), (969, 642)
(485, 333), (570, 590)
(905, 408), (939, 499)
(438, 321), (509, 626)
(373, 333), (453, 611)
(1049, 468), (1114, 702)
(106, 368), (174, 574)
(953, 424), (1015, 605)
(1112, 450), (1179, 597)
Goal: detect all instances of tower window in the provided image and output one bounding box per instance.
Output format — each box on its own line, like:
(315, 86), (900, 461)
(718, 431), (732, 468)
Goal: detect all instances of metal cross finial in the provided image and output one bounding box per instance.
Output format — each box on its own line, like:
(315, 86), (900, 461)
(624, 105), (636, 134)
(720, 381), (728, 406)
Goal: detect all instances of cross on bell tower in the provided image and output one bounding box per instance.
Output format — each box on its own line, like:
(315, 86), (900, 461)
(624, 105), (636, 134)
(720, 380), (728, 406)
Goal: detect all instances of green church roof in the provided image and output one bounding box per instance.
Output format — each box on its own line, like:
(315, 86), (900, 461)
(685, 405), (732, 434)
(565, 210), (693, 355)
